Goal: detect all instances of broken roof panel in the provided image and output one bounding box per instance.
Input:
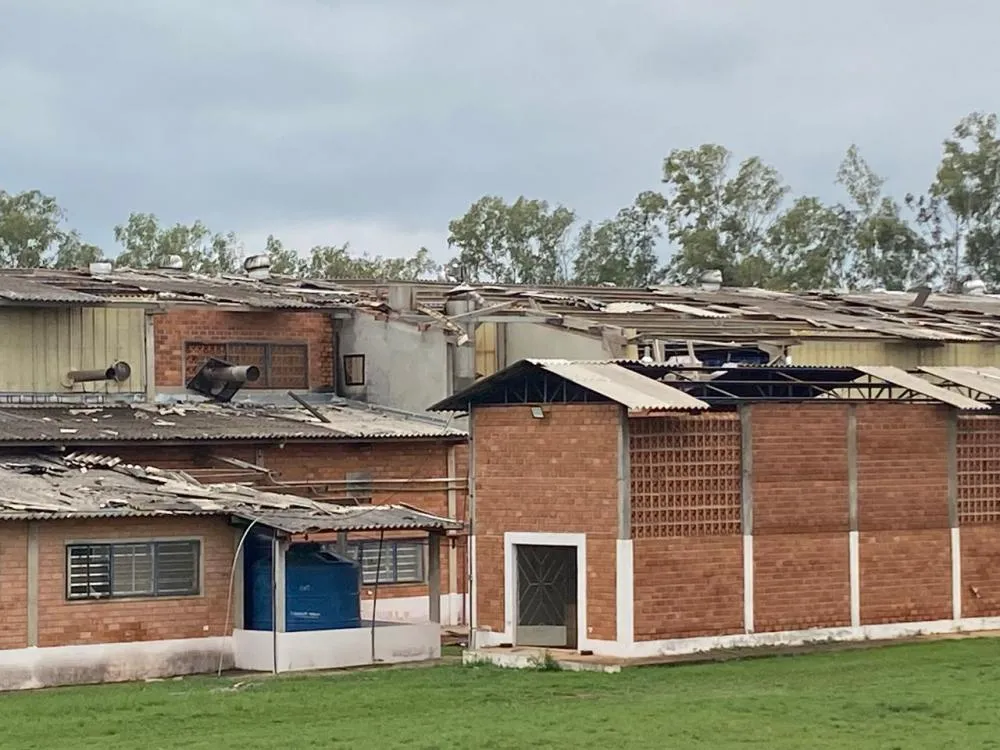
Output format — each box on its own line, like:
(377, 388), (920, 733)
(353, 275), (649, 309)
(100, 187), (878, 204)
(854, 365), (990, 410)
(918, 366), (1000, 399)
(0, 277), (110, 305)
(0, 455), (462, 533)
(529, 359), (710, 412)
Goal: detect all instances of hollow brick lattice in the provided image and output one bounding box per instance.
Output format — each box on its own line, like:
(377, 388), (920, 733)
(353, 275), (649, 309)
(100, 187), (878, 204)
(630, 414), (741, 538)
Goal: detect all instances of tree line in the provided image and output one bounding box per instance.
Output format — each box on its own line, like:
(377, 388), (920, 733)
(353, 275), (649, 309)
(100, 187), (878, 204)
(3, 111), (999, 291)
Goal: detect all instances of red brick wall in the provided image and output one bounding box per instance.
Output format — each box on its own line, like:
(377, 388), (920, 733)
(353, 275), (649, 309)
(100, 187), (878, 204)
(856, 405), (951, 624)
(754, 534), (850, 631)
(36, 516), (235, 648)
(859, 530), (952, 624)
(0, 523), (27, 649)
(629, 413), (743, 640)
(633, 537), (743, 639)
(957, 415), (1000, 618)
(750, 405), (851, 631)
(110, 440), (467, 606)
(473, 403), (620, 641)
(154, 308), (333, 389)
(752, 404), (849, 534)
(960, 526), (1000, 618)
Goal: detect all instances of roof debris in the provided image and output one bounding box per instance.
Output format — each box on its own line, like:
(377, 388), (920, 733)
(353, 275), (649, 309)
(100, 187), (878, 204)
(0, 454), (461, 533)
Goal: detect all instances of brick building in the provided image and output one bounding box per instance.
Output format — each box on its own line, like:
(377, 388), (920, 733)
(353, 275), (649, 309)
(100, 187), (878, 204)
(0, 402), (469, 627)
(432, 359), (1000, 658)
(0, 455), (459, 690)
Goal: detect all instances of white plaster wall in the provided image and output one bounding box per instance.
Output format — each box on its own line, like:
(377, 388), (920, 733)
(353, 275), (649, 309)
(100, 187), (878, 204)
(502, 323), (609, 366)
(233, 624), (440, 672)
(360, 593), (468, 626)
(339, 314), (450, 413)
(0, 637), (232, 692)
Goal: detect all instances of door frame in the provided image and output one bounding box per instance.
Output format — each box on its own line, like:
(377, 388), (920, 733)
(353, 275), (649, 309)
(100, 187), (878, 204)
(504, 532), (587, 649)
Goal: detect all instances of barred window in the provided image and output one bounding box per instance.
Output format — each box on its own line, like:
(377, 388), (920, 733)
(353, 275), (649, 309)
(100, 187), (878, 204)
(184, 342), (309, 389)
(343, 540), (425, 585)
(66, 540), (200, 600)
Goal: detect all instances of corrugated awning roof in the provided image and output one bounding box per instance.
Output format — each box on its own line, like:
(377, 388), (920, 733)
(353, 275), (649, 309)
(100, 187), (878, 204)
(0, 455), (462, 534)
(528, 359), (709, 411)
(855, 365), (989, 410)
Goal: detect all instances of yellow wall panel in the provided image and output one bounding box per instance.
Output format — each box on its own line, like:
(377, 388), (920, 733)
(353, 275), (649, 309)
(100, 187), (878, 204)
(0, 307), (146, 394)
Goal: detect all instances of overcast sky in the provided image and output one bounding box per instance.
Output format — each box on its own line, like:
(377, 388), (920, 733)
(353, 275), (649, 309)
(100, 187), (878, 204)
(2, 0), (998, 262)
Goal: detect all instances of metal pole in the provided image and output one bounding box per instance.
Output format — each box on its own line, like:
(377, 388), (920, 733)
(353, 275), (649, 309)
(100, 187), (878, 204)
(370, 530), (385, 663)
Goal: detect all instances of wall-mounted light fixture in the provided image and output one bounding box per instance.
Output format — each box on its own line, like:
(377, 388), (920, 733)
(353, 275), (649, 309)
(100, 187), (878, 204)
(530, 406), (545, 419)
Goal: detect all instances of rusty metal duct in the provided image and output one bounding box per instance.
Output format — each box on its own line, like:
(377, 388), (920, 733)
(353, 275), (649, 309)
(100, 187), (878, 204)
(67, 361), (132, 384)
(205, 365), (261, 384)
(186, 357), (260, 402)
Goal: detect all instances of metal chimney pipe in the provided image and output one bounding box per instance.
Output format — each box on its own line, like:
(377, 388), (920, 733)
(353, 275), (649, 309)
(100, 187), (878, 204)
(205, 365), (261, 384)
(68, 361), (132, 384)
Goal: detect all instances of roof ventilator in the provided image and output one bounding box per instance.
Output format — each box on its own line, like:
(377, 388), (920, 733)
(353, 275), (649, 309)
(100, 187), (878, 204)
(186, 357), (261, 403)
(245, 254), (272, 280)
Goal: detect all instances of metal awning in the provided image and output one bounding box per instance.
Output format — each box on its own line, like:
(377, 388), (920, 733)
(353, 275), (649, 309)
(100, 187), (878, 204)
(855, 365), (989, 410)
(529, 360), (709, 412)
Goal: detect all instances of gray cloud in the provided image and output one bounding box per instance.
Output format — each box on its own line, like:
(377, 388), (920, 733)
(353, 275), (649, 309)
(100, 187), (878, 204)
(1, 0), (998, 259)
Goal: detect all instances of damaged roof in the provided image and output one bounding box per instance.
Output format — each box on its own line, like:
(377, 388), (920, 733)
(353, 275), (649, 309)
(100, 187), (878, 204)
(0, 454), (461, 533)
(346, 280), (1000, 345)
(432, 359), (998, 412)
(0, 400), (466, 444)
(0, 268), (388, 312)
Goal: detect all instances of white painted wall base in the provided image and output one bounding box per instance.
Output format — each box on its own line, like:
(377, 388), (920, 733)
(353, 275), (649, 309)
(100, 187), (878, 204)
(0, 637), (232, 692)
(471, 616), (1000, 659)
(583, 616), (1000, 659)
(232, 624), (440, 672)
(359, 593), (468, 626)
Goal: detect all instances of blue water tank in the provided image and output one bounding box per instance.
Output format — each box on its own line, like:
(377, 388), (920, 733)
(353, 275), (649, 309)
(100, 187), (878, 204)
(247, 542), (362, 632)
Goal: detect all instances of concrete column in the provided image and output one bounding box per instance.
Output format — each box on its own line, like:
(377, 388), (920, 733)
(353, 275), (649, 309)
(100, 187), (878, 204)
(847, 405), (860, 628)
(143, 312), (156, 401)
(446, 446), (459, 621)
(232, 529), (245, 630)
(26, 522), (39, 647)
(335, 532), (348, 557)
(273, 537), (287, 633)
(948, 410), (961, 621)
(428, 533), (442, 624)
(739, 405), (754, 634)
(616, 408), (631, 540)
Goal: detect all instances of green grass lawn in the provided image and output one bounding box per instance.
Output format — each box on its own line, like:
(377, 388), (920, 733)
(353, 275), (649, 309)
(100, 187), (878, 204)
(3, 639), (1000, 749)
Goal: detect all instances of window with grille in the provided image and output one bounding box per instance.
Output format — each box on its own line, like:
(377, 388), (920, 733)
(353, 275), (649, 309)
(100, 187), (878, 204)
(343, 540), (425, 585)
(66, 540), (201, 600)
(184, 342), (308, 389)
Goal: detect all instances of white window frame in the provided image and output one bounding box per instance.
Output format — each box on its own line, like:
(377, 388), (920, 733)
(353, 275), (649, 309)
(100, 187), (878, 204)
(65, 536), (204, 601)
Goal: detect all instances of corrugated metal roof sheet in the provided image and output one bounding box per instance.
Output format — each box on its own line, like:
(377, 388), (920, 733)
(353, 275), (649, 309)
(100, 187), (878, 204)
(855, 365), (990, 410)
(0, 402), (466, 443)
(0, 455), (462, 533)
(0, 277), (109, 304)
(527, 359), (710, 411)
(918, 366), (1000, 399)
